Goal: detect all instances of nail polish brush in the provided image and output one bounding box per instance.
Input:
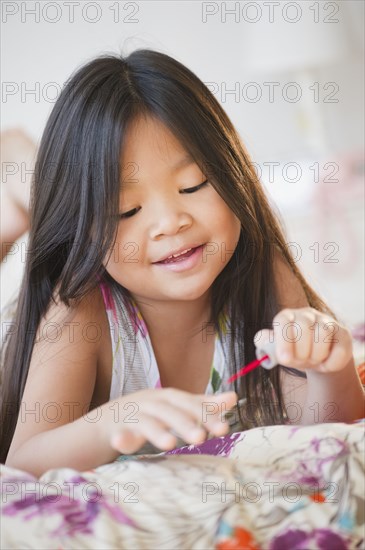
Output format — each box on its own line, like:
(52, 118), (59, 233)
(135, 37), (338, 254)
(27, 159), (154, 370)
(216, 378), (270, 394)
(227, 340), (278, 383)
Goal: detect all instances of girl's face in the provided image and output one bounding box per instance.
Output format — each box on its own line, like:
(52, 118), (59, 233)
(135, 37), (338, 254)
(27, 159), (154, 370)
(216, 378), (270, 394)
(103, 115), (241, 303)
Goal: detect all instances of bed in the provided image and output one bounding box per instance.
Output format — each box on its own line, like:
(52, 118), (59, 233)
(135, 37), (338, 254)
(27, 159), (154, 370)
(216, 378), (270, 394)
(1, 419), (364, 549)
(1, 330), (364, 549)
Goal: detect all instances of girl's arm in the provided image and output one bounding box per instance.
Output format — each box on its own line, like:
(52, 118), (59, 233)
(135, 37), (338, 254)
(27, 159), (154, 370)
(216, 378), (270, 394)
(271, 253), (365, 424)
(6, 406), (121, 478)
(6, 286), (238, 478)
(299, 356), (364, 424)
(5, 287), (120, 477)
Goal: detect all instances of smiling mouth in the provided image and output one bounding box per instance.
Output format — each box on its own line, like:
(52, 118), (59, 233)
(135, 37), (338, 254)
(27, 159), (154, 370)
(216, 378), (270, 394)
(156, 246), (200, 264)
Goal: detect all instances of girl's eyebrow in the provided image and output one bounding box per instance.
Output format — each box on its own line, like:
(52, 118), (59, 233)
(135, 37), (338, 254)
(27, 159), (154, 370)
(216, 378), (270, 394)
(122, 154), (195, 189)
(172, 154), (194, 172)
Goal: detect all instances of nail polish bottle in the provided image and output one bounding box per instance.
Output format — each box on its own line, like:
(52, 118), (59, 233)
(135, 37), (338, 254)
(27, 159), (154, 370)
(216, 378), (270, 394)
(255, 340), (278, 370)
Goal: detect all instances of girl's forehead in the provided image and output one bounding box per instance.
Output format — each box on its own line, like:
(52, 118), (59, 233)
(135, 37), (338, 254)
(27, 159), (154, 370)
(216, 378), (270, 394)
(122, 116), (179, 154)
(120, 115), (200, 175)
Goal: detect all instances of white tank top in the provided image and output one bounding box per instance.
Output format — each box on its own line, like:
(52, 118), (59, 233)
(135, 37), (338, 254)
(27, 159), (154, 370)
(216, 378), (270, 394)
(98, 277), (245, 454)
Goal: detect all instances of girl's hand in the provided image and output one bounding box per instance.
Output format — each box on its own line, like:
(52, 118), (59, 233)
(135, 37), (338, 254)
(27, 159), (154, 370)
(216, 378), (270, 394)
(255, 307), (353, 374)
(101, 388), (238, 454)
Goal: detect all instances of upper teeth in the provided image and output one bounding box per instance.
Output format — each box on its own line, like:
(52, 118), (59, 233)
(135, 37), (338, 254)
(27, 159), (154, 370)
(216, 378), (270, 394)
(166, 247), (192, 260)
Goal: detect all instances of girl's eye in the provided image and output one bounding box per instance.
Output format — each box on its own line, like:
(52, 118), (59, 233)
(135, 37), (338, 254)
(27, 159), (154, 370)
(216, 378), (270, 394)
(119, 207), (141, 219)
(118, 180), (209, 219)
(181, 179), (209, 194)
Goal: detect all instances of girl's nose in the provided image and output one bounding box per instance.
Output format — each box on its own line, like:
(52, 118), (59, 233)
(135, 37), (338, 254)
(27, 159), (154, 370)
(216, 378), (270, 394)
(149, 199), (192, 238)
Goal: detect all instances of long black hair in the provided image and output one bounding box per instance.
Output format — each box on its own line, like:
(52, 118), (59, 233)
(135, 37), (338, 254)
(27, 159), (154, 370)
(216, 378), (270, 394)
(0, 48), (336, 463)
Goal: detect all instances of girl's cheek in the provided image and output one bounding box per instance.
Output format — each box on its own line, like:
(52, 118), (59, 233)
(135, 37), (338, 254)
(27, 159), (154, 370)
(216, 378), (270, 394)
(121, 241), (141, 264)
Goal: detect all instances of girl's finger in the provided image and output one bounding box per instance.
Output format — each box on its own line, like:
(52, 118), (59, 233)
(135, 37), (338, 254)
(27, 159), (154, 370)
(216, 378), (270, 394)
(317, 326), (353, 373)
(111, 414), (178, 452)
(162, 389), (237, 434)
(309, 315), (337, 364)
(209, 392), (239, 434)
(140, 400), (210, 443)
(273, 309), (296, 363)
(137, 411), (210, 448)
(291, 309), (317, 362)
(110, 429), (148, 454)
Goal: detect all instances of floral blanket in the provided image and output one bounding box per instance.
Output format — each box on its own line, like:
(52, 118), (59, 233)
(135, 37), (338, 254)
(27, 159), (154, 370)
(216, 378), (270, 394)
(1, 420), (364, 549)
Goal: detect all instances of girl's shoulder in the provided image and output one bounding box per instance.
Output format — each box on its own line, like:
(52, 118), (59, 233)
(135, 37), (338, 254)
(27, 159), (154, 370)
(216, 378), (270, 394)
(44, 282), (109, 333)
(44, 283), (113, 406)
(34, 282), (112, 371)
(7, 284), (112, 461)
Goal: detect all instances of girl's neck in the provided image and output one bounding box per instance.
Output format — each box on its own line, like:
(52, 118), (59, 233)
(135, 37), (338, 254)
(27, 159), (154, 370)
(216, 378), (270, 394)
(131, 289), (213, 343)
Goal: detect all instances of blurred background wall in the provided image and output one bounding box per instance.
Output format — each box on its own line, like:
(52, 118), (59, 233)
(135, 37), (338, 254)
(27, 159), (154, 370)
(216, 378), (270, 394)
(1, 0), (364, 328)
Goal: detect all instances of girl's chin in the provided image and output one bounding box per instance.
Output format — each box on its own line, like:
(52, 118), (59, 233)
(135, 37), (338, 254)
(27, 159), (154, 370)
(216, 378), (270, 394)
(129, 284), (211, 303)
(104, 270), (214, 302)
(154, 285), (212, 302)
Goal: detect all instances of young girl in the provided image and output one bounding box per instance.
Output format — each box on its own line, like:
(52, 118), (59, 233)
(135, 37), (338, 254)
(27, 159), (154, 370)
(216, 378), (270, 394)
(1, 49), (364, 478)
